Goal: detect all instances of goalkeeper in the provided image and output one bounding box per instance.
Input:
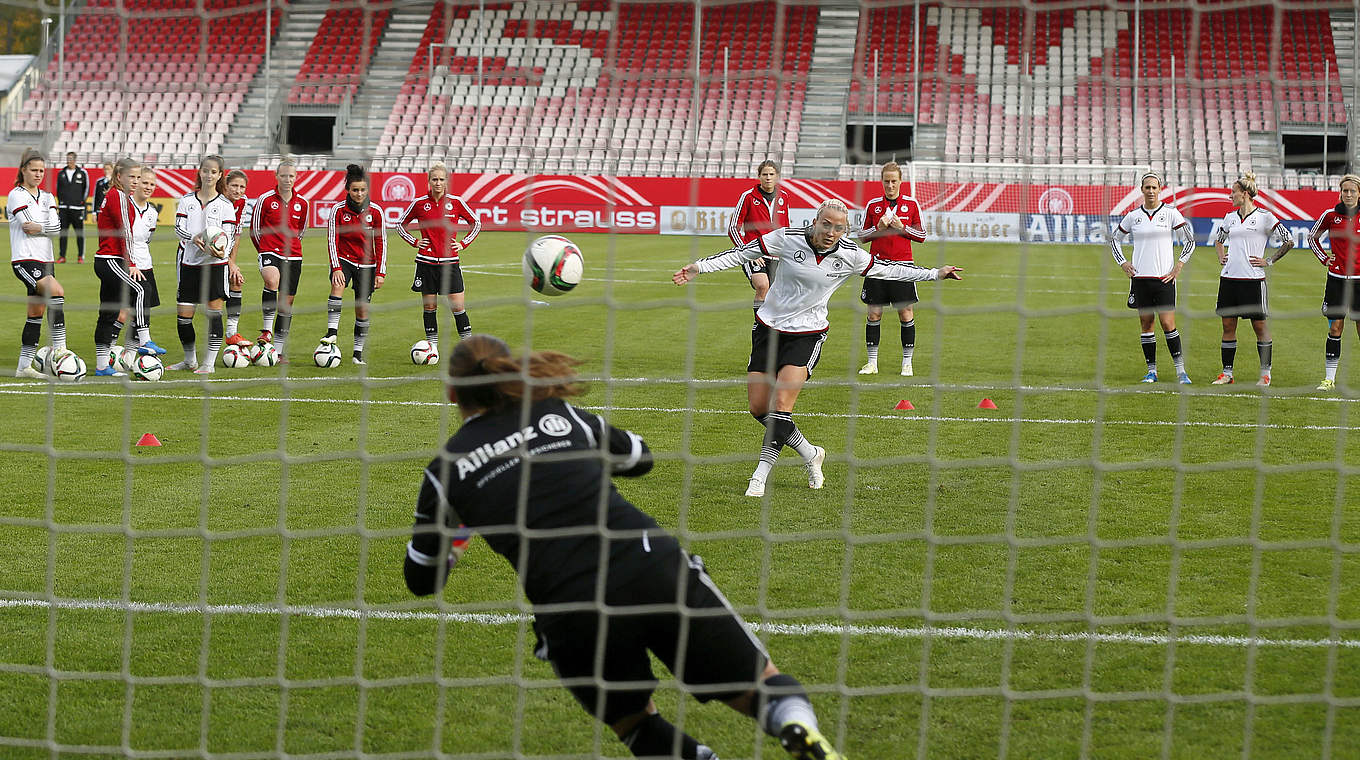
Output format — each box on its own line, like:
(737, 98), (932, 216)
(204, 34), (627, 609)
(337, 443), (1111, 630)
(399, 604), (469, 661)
(404, 334), (847, 760)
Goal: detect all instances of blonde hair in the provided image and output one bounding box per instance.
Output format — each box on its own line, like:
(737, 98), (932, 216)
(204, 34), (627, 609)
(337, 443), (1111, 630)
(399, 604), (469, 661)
(881, 161), (903, 180)
(429, 161), (449, 177)
(1340, 174), (1360, 192)
(816, 198), (849, 219)
(1234, 172), (1259, 197)
(276, 157), (297, 173)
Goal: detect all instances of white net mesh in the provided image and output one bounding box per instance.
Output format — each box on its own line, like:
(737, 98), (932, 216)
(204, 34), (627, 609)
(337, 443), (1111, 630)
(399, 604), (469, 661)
(1, 1), (1357, 758)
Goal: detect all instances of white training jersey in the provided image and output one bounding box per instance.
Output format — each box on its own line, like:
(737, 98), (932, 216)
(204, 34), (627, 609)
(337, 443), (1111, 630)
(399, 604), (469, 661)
(1109, 204), (1195, 277)
(130, 200), (157, 270)
(7, 186), (60, 263)
(175, 192), (238, 267)
(693, 227), (940, 333)
(1216, 208), (1287, 280)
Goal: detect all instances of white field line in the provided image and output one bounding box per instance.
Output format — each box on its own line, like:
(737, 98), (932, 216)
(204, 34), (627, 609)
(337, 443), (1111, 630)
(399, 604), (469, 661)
(0, 387), (1354, 431)
(1, 373), (1357, 406)
(1, 597), (1354, 651)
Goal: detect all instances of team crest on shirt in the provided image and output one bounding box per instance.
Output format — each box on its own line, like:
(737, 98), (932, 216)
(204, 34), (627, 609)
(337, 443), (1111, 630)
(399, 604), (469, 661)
(538, 414), (571, 436)
(832, 258), (843, 269)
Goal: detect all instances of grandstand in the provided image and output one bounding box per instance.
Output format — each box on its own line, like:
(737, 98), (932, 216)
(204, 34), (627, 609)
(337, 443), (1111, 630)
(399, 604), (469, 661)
(0, 0), (1354, 185)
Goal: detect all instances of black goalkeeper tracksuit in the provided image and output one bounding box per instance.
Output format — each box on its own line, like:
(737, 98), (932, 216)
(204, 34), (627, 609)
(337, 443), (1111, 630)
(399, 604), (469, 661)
(405, 397), (768, 724)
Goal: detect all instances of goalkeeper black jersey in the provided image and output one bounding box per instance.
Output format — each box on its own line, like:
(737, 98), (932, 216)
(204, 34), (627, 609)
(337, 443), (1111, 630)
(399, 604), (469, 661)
(406, 397), (673, 605)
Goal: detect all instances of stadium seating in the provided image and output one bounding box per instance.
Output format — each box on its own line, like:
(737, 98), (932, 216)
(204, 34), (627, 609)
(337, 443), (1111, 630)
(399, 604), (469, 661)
(373, 0), (816, 175)
(849, 2), (1346, 185)
(11, 0), (277, 166)
(289, 5), (391, 106)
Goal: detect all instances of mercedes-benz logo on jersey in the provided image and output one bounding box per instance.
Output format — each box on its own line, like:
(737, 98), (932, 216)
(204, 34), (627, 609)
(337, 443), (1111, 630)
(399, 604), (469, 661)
(538, 414), (571, 436)
(792, 250), (805, 263)
(1037, 188), (1074, 214)
(383, 175), (418, 204)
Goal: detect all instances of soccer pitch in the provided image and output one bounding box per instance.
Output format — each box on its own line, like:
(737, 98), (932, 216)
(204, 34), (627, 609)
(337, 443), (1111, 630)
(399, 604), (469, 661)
(1, 230), (1358, 758)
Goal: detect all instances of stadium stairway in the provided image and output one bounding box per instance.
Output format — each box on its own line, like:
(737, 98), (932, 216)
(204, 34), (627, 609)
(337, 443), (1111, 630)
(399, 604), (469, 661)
(793, 4), (859, 178)
(331, 2), (433, 166)
(1330, 8), (1358, 171)
(221, 3), (325, 165)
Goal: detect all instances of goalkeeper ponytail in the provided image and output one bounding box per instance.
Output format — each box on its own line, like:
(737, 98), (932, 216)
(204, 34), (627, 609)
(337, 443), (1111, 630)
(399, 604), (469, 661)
(447, 334), (585, 413)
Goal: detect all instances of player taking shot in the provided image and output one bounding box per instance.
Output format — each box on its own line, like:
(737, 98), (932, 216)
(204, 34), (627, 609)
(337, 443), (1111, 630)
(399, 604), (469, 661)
(675, 199), (963, 497)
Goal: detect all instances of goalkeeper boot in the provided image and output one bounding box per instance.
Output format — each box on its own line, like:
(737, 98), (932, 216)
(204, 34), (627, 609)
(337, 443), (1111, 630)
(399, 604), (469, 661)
(1256, 373), (1271, 387)
(1211, 372), (1234, 385)
(857, 361), (877, 375)
(804, 446), (826, 490)
(1141, 369), (1157, 383)
(778, 721), (844, 760)
(1177, 371), (1192, 385)
(1317, 378), (1337, 391)
(900, 358), (913, 377)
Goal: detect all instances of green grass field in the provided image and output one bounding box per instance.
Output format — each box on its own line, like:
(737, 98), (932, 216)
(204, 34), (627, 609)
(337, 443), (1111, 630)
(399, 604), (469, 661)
(1, 230), (1358, 759)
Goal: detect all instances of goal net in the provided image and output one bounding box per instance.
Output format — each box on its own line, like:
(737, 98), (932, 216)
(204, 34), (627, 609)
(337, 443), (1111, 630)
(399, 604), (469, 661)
(1, 0), (1356, 758)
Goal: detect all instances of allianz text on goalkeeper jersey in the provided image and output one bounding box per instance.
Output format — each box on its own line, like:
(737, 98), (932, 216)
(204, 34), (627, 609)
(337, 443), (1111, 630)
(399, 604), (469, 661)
(693, 227), (942, 334)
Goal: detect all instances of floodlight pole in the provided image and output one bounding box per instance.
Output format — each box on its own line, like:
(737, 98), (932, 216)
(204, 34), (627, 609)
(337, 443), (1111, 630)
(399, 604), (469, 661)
(872, 49), (878, 165)
(1171, 55), (1177, 203)
(1323, 58), (1329, 177)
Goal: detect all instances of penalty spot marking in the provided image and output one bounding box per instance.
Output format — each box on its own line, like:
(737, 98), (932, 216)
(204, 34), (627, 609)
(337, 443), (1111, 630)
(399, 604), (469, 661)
(1, 597), (1354, 651)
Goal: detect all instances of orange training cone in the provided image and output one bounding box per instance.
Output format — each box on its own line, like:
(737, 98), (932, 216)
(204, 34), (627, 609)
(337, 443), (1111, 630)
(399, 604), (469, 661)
(894, 399), (915, 410)
(977, 398), (998, 410)
(136, 433), (162, 447)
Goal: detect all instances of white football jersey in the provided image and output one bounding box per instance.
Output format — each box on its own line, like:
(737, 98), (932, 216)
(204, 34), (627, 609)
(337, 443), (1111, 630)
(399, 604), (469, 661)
(175, 192), (238, 267)
(1110, 204), (1194, 277)
(1216, 208), (1285, 280)
(693, 227), (940, 333)
(130, 200), (157, 270)
(7, 186), (60, 263)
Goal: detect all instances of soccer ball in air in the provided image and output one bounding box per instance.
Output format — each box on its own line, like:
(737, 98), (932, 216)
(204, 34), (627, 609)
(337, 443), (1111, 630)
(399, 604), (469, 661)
(252, 343), (279, 367)
(221, 344), (252, 368)
(51, 350), (86, 382)
(523, 235), (584, 296)
(32, 345), (54, 374)
(132, 354), (164, 381)
(203, 225), (230, 259)
(314, 343), (341, 368)
(411, 339), (439, 365)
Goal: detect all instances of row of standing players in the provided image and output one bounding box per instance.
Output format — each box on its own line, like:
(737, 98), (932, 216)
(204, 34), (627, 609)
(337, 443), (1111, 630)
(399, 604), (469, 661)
(730, 162), (1360, 391)
(8, 151), (481, 377)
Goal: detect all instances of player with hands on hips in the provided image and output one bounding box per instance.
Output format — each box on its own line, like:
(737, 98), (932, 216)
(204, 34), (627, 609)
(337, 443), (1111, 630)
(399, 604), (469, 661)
(1210, 172), (1293, 387)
